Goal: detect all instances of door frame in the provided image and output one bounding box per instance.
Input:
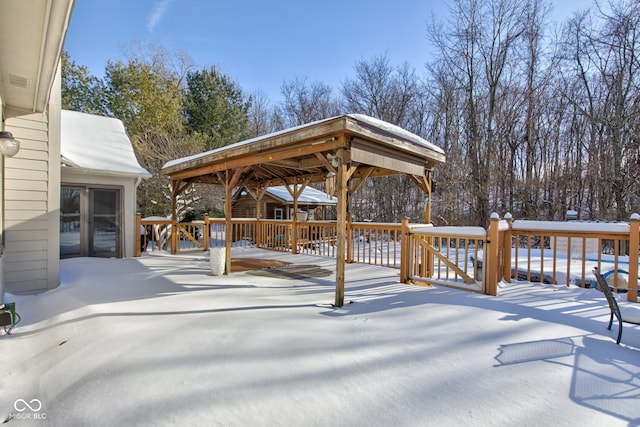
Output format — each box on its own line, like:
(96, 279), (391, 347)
(60, 184), (124, 258)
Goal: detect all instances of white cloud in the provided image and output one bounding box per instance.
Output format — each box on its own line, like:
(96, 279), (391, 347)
(147, 0), (174, 33)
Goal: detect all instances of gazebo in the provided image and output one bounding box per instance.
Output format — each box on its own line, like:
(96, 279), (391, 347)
(161, 114), (445, 307)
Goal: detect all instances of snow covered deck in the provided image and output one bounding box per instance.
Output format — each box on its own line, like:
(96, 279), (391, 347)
(3, 247), (639, 425)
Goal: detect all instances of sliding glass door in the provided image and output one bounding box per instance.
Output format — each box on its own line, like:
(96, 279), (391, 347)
(60, 186), (122, 258)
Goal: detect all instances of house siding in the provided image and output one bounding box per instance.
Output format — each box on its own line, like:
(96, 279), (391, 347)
(3, 70), (61, 294)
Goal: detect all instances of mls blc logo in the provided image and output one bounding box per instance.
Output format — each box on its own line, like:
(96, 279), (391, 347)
(14, 399), (42, 412)
(9, 398), (46, 420)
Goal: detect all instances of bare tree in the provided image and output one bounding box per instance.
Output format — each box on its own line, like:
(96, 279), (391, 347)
(272, 76), (342, 129)
(560, 0), (640, 220)
(427, 0), (529, 226)
(341, 54), (429, 222)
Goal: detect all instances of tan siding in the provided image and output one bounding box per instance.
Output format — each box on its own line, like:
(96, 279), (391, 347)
(6, 268), (46, 283)
(5, 158), (48, 171)
(6, 200), (47, 211)
(5, 189), (47, 201)
(5, 229), (50, 241)
(5, 169), (47, 181)
(4, 110), (54, 294)
(3, 250), (46, 263)
(6, 279), (47, 294)
(11, 138), (48, 152)
(5, 209), (47, 221)
(6, 239), (47, 252)
(5, 179), (48, 191)
(14, 148), (50, 162)
(5, 219), (49, 231)
(4, 260), (47, 273)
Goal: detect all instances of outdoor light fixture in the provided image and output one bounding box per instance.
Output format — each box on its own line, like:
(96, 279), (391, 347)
(326, 153), (339, 168)
(0, 131), (19, 157)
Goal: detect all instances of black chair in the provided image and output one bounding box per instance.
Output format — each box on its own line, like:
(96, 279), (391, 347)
(592, 268), (640, 345)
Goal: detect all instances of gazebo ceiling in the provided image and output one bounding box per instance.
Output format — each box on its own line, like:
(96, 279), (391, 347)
(161, 114), (445, 187)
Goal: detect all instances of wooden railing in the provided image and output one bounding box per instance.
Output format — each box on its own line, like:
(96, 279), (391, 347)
(135, 213), (640, 302)
(207, 218), (256, 249)
(348, 222), (402, 268)
(404, 222), (486, 293)
(498, 214), (639, 302)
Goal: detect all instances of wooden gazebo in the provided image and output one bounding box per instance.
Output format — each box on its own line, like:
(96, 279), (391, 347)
(161, 114), (445, 307)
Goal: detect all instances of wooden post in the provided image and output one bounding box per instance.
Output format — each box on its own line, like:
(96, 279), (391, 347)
(225, 184), (232, 274)
(334, 146), (347, 307)
(628, 213), (639, 302)
(171, 181), (178, 254)
(485, 212), (500, 296)
(423, 170), (432, 225)
(292, 182), (299, 255)
(227, 168), (244, 274)
(135, 213), (142, 257)
(400, 217), (410, 283)
(502, 213), (513, 283)
(203, 214), (209, 251)
(346, 213), (353, 263)
(255, 189), (262, 248)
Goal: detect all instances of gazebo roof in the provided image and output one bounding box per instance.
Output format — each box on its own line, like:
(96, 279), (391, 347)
(161, 114), (445, 186)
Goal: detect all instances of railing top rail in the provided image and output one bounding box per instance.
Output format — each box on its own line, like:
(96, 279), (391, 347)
(411, 225), (486, 238)
(141, 218), (172, 225)
(511, 220), (630, 235)
(350, 221), (402, 230)
(408, 223), (433, 229)
(207, 217), (255, 223)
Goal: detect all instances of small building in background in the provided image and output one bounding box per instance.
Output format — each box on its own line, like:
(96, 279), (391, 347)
(60, 110), (150, 259)
(233, 185), (337, 221)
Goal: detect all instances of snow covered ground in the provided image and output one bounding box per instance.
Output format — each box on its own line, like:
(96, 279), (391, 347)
(2, 247), (640, 426)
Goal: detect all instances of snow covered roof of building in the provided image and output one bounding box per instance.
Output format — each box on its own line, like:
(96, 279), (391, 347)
(160, 114), (446, 187)
(163, 114), (443, 171)
(266, 186), (338, 205)
(61, 110), (150, 178)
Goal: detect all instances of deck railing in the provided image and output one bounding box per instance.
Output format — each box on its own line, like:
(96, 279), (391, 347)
(499, 214), (639, 302)
(404, 223), (486, 293)
(135, 213), (640, 302)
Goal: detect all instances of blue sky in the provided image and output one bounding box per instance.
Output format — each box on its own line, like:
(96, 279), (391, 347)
(64, 0), (591, 103)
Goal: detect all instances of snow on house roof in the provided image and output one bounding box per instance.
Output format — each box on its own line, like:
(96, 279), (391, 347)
(267, 186), (337, 205)
(61, 110), (150, 178)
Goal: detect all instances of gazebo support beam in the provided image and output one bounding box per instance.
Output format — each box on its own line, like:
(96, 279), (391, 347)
(408, 171), (433, 224)
(334, 145), (348, 307)
(221, 168), (244, 274)
(284, 177), (310, 254)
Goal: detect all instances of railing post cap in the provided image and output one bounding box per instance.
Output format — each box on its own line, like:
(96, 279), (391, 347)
(504, 212), (512, 220)
(631, 213), (640, 221)
(490, 212), (500, 220)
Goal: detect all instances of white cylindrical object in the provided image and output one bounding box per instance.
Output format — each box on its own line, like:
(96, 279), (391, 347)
(210, 247), (226, 276)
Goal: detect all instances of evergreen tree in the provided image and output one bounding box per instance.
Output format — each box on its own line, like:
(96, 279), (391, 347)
(61, 51), (107, 114)
(183, 66), (251, 150)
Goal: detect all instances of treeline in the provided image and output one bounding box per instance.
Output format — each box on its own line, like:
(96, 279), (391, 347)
(62, 0), (640, 226)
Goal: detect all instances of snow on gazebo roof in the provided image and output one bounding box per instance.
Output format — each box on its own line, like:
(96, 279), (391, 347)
(61, 110), (150, 178)
(162, 113), (444, 172)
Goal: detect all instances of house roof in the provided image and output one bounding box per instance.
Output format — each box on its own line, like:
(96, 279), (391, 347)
(266, 186), (338, 205)
(0, 0), (75, 116)
(61, 110), (150, 178)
